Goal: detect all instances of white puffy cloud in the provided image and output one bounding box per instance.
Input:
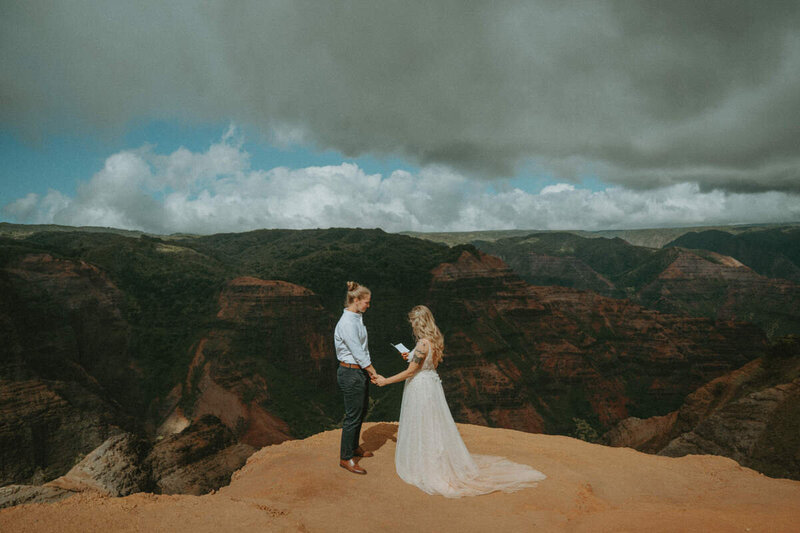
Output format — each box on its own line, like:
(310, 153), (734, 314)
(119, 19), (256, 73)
(4, 135), (799, 234)
(4, 190), (71, 224)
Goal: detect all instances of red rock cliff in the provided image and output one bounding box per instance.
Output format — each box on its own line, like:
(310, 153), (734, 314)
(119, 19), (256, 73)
(161, 277), (337, 447)
(426, 251), (767, 434)
(0, 253), (135, 486)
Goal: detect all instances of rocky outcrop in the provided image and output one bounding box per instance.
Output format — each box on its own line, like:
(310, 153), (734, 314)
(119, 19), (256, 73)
(0, 379), (123, 486)
(659, 380), (799, 474)
(0, 484), (74, 509)
(426, 250), (767, 435)
(668, 358), (765, 437)
(0, 419), (254, 507)
(0, 432), (150, 510)
(48, 433), (152, 496)
(657, 353), (800, 480)
(604, 339), (800, 480)
(599, 411), (678, 453)
(146, 416), (255, 495)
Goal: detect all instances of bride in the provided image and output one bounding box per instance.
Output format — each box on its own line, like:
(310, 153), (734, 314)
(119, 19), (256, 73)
(374, 305), (546, 497)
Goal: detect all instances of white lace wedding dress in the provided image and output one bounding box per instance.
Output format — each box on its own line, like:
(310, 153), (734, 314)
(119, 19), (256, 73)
(395, 350), (546, 497)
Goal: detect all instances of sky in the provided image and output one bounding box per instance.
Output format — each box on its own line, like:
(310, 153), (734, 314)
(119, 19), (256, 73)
(2, 1), (799, 234)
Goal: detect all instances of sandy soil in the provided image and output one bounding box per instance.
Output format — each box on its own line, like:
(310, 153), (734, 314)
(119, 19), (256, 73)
(2, 423), (799, 532)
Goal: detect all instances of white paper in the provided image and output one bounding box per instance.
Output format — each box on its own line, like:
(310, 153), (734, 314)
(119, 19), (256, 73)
(391, 342), (410, 353)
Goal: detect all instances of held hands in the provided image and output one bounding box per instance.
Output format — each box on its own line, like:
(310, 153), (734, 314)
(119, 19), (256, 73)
(370, 374), (388, 387)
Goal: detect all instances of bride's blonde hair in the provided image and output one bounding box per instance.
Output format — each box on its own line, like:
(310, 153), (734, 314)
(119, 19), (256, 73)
(408, 305), (444, 365)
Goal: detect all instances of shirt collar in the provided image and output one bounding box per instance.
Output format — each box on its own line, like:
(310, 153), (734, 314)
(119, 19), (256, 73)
(343, 309), (362, 320)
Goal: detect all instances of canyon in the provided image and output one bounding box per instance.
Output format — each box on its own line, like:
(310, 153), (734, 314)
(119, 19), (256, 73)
(1, 225), (796, 507)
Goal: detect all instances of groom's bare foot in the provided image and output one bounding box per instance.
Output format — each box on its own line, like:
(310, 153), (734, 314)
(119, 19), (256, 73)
(339, 459), (366, 475)
(354, 447), (374, 458)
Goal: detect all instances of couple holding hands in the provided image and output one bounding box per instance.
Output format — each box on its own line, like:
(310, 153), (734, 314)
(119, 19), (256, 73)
(335, 281), (545, 498)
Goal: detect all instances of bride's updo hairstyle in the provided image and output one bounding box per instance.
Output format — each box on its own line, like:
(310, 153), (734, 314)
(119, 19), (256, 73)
(344, 281), (371, 307)
(408, 305), (444, 365)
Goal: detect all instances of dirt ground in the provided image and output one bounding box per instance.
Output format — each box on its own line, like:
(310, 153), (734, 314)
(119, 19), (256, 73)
(2, 423), (799, 532)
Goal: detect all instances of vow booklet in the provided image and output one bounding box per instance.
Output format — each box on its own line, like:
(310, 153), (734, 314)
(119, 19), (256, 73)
(390, 342), (410, 354)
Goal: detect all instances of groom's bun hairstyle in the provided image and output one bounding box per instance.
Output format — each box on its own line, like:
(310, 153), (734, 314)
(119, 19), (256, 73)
(345, 281), (371, 306)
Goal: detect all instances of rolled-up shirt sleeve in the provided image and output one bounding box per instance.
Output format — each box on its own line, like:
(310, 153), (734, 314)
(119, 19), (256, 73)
(336, 315), (372, 368)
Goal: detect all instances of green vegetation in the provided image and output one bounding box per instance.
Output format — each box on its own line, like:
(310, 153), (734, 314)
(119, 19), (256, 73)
(475, 232), (667, 295)
(0, 236), (56, 266)
(666, 227), (800, 282)
(5, 223), (797, 443)
(179, 228), (466, 305)
(19, 231), (226, 405)
(0, 221), (146, 239)
(751, 337), (800, 480)
(4, 226), (473, 438)
(624, 375), (685, 420)
(475, 229), (800, 339)
(570, 418), (600, 443)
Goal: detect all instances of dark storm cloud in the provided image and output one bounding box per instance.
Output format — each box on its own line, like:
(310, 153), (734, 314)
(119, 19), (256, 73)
(2, 0), (799, 192)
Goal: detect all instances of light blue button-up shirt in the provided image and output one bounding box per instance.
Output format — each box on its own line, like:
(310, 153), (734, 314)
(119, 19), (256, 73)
(334, 309), (371, 368)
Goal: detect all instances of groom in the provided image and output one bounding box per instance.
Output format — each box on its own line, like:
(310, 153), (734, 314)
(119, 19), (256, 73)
(335, 287), (382, 475)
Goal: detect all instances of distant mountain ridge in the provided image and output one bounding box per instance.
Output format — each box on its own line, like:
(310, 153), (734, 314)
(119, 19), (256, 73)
(0, 222), (149, 239)
(403, 222), (800, 248)
(474, 229), (800, 338)
(666, 227), (800, 282)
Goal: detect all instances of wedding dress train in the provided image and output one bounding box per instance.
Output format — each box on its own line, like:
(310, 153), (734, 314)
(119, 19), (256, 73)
(394, 354), (546, 497)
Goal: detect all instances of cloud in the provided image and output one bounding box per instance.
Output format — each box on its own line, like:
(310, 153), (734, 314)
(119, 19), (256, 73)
(2, 1), (799, 193)
(4, 190), (70, 223)
(540, 184), (576, 195)
(4, 135), (799, 234)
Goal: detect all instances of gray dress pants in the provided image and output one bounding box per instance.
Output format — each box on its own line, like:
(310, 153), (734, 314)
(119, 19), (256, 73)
(338, 365), (369, 460)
